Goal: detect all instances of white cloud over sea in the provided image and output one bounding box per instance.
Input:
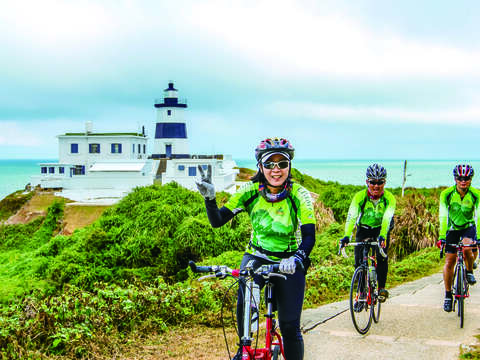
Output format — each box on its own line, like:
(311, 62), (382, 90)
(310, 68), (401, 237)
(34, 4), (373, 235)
(1, 0), (480, 159)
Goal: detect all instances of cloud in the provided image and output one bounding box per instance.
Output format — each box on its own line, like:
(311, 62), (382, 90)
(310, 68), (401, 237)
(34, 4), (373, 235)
(187, 0), (480, 79)
(265, 101), (480, 125)
(0, 122), (44, 146)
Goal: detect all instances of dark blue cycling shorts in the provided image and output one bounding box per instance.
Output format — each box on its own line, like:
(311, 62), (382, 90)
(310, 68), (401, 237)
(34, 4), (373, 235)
(445, 225), (476, 254)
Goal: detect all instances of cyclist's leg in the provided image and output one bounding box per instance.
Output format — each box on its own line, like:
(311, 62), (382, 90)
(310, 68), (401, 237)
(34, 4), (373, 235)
(274, 267), (305, 360)
(443, 231), (458, 311)
(444, 230), (460, 291)
(462, 226), (477, 273)
(376, 226), (392, 290)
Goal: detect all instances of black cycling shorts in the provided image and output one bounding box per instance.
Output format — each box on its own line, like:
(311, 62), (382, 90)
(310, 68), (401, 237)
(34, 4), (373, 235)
(445, 225), (477, 254)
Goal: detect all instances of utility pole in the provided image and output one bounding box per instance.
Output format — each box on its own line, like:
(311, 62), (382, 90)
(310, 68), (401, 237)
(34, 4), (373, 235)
(401, 160), (409, 197)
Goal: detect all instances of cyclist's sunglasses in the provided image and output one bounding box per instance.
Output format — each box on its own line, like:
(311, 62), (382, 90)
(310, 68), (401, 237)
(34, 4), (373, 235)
(456, 176), (472, 182)
(368, 179), (385, 185)
(262, 160), (290, 170)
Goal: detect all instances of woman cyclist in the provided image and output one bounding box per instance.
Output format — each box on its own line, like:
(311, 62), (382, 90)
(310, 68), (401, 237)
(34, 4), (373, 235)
(437, 164), (480, 312)
(195, 137), (316, 360)
(339, 163), (396, 304)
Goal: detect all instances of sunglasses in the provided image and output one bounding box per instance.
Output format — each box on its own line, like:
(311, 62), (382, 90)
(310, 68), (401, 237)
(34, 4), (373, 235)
(262, 160), (290, 170)
(456, 176), (472, 182)
(368, 179), (385, 185)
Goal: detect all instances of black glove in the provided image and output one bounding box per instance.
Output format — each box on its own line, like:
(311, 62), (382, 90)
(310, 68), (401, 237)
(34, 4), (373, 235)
(340, 236), (350, 248)
(377, 236), (386, 249)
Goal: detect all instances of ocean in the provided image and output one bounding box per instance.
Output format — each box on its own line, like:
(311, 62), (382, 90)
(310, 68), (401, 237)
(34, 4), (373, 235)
(235, 159), (480, 189)
(1, 159), (479, 201)
(0, 159), (55, 201)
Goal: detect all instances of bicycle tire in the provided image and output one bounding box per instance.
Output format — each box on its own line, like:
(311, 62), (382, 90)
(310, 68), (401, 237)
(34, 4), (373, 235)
(457, 265), (465, 328)
(272, 345), (282, 360)
(372, 286), (381, 324)
(349, 267), (372, 334)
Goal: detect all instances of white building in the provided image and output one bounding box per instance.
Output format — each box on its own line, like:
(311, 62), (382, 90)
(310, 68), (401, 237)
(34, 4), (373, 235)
(31, 82), (238, 203)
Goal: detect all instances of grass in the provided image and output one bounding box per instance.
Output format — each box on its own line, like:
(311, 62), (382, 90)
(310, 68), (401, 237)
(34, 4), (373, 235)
(0, 179), (451, 358)
(120, 325), (238, 360)
(62, 205), (109, 235)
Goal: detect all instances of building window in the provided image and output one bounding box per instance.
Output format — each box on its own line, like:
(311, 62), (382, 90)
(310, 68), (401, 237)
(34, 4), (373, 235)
(73, 165), (85, 175)
(138, 144), (141, 153)
(71, 143), (78, 153)
(89, 143), (100, 153)
(41, 167), (47, 174)
(59, 167), (64, 174)
(49, 167), (55, 174)
(188, 166), (196, 176)
(167, 110), (172, 116)
(178, 165), (185, 171)
(132, 144), (135, 153)
(143, 144), (146, 154)
(111, 143), (122, 154)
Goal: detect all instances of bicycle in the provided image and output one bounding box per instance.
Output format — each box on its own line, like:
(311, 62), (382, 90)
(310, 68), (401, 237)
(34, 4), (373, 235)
(340, 238), (387, 334)
(189, 260), (288, 360)
(440, 239), (477, 328)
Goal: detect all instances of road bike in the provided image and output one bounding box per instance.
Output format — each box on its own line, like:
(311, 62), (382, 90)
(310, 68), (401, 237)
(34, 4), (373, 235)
(440, 239), (477, 328)
(189, 260), (287, 359)
(340, 238), (386, 334)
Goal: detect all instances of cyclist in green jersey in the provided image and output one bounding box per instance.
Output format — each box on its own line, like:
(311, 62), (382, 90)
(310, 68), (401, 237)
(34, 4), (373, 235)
(339, 163), (396, 304)
(437, 164), (480, 312)
(195, 137), (316, 360)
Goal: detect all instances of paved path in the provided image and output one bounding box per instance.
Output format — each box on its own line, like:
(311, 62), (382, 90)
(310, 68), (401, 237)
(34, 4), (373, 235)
(301, 270), (480, 359)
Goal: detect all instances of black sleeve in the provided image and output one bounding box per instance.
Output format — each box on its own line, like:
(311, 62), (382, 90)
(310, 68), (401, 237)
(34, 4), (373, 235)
(297, 223), (316, 257)
(205, 198), (235, 228)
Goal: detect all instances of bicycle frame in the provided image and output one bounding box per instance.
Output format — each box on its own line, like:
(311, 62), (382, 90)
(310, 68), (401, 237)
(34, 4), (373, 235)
(341, 238), (384, 334)
(189, 261), (286, 360)
(440, 239), (477, 328)
(441, 240), (477, 301)
(341, 239), (380, 305)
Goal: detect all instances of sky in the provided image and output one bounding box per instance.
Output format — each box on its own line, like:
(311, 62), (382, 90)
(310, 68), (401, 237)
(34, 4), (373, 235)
(1, 0), (480, 160)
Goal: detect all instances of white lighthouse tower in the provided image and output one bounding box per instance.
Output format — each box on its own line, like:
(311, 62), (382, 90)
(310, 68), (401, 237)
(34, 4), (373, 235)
(152, 82), (189, 159)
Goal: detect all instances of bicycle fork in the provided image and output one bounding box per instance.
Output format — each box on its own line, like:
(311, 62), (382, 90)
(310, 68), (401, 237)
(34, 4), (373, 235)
(239, 281), (284, 359)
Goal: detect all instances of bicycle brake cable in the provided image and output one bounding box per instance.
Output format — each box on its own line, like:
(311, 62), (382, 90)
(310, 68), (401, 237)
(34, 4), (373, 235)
(222, 278), (241, 360)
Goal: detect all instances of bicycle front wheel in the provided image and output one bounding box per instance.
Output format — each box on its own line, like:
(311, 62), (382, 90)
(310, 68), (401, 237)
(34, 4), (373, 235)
(456, 265), (465, 328)
(349, 267), (372, 334)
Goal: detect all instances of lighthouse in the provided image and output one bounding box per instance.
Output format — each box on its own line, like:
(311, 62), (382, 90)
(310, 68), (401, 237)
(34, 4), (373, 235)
(152, 82), (189, 159)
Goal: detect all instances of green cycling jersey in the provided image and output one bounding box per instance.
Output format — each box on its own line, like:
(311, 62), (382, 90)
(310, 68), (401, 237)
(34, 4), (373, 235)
(224, 181), (316, 260)
(343, 189), (396, 239)
(438, 185), (480, 239)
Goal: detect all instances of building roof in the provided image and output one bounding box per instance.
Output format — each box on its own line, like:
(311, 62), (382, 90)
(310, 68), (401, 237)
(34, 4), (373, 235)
(61, 133), (146, 137)
(89, 162), (146, 172)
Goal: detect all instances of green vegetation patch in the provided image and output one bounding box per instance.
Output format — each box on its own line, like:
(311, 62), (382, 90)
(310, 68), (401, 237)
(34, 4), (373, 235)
(0, 190), (34, 221)
(0, 171), (448, 358)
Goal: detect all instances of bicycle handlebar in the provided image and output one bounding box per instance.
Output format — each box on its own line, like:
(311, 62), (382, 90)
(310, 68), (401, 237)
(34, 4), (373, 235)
(339, 241), (387, 258)
(188, 260), (289, 280)
(438, 240), (478, 259)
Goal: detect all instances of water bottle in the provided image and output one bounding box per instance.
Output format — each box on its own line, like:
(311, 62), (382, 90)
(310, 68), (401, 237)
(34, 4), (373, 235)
(250, 283), (260, 333)
(369, 265), (376, 285)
